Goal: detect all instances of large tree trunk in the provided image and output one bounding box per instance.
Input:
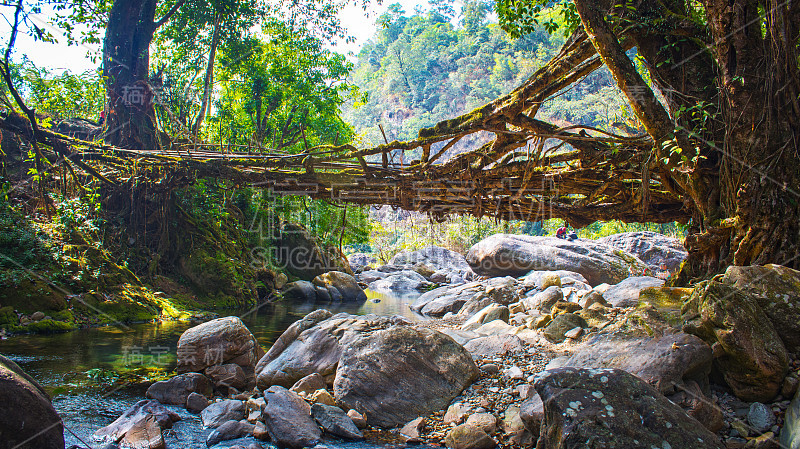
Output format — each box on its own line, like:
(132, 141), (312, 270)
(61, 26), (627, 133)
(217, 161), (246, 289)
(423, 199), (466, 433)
(193, 10), (222, 136)
(103, 0), (160, 150)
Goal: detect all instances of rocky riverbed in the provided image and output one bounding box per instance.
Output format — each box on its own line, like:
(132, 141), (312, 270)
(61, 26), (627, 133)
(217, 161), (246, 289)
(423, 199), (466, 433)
(4, 232), (800, 449)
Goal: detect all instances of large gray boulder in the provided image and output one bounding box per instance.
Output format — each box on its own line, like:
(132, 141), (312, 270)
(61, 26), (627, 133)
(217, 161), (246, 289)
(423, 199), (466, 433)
(598, 231), (686, 274)
(466, 234), (648, 285)
(410, 281), (484, 317)
(602, 276), (665, 308)
(334, 326), (480, 428)
(0, 355), (65, 449)
(311, 403), (363, 440)
(200, 399), (245, 428)
(534, 368), (723, 449)
(281, 280), (317, 302)
(368, 270), (430, 296)
(262, 386), (322, 448)
(176, 316), (261, 378)
(255, 310), (402, 389)
(389, 246), (475, 279)
(547, 332), (712, 396)
(312, 271), (367, 302)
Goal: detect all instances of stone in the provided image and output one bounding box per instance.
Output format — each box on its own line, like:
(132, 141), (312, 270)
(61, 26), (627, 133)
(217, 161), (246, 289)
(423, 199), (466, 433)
(461, 304), (510, 331)
(400, 417), (426, 443)
(311, 403), (363, 440)
(745, 432), (779, 449)
(683, 281), (788, 402)
(356, 269), (389, 284)
(534, 368), (724, 449)
(445, 424), (497, 449)
(411, 282), (484, 317)
(262, 386), (322, 449)
(289, 372), (327, 396)
(748, 402), (777, 434)
(577, 290), (608, 309)
(504, 366), (525, 380)
(466, 413), (498, 434)
(145, 373), (213, 406)
(0, 354), (65, 449)
(542, 313), (587, 343)
(334, 326), (479, 428)
(522, 270), (589, 289)
(253, 421), (269, 440)
(474, 319), (514, 336)
(519, 393), (544, 438)
(206, 420), (255, 447)
(445, 403), (472, 424)
(274, 221), (351, 280)
(563, 327), (583, 340)
(666, 380), (725, 432)
(466, 234), (649, 285)
(522, 286), (563, 313)
(176, 316), (260, 378)
(119, 415), (164, 449)
(347, 409), (367, 429)
(94, 400), (180, 445)
(598, 231), (687, 274)
(602, 276), (665, 308)
(201, 399), (245, 428)
(550, 301), (582, 316)
(313, 271), (367, 302)
(310, 388), (336, 406)
(722, 264), (800, 352)
(389, 246), (475, 278)
(185, 392), (209, 413)
(368, 271), (430, 296)
(282, 280), (318, 302)
(548, 332), (712, 396)
(464, 335), (525, 357)
(256, 310), (384, 389)
(782, 388), (800, 448)
(539, 272), (562, 289)
(482, 363), (500, 374)
(205, 364), (247, 390)
(348, 253), (377, 272)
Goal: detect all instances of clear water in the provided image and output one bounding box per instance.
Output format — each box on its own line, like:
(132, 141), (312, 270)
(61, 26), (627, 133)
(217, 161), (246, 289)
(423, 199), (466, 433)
(0, 290), (428, 448)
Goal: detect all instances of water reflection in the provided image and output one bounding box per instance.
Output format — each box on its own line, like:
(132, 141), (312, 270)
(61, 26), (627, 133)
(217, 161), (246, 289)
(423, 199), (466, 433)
(0, 289), (426, 448)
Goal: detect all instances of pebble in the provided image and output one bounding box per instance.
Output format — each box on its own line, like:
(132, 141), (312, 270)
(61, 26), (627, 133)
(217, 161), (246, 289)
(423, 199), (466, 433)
(503, 366), (524, 380)
(747, 402), (776, 434)
(481, 364), (499, 374)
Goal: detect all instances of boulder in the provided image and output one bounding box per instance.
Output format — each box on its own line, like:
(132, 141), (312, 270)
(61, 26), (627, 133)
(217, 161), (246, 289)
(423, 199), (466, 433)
(274, 222), (351, 280)
(547, 332), (712, 396)
(463, 335), (525, 358)
(466, 413), (498, 434)
(206, 420), (255, 447)
(781, 388), (800, 449)
(602, 276), (665, 308)
(256, 311), (397, 389)
(119, 415), (165, 449)
(722, 264), (800, 352)
(522, 270), (589, 289)
(262, 386), (322, 449)
(0, 354), (65, 449)
(461, 304), (510, 331)
(55, 117), (101, 140)
(348, 253), (376, 272)
(334, 326), (480, 428)
(466, 234), (648, 285)
(411, 282), (483, 317)
(400, 417), (426, 443)
(204, 363), (247, 390)
(281, 281), (317, 302)
(444, 424), (496, 449)
(94, 399), (180, 445)
(312, 271), (367, 302)
(368, 271), (429, 296)
(289, 373), (327, 396)
(145, 372), (212, 406)
(522, 286), (563, 313)
(542, 313), (587, 343)
(201, 399), (245, 428)
(311, 403), (363, 440)
(534, 368), (724, 449)
(519, 393), (544, 437)
(390, 246), (475, 277)
(598, 231), (686, 274)
(683, 281), (788, 402)
(176, 316), (261, 378)
(186, 392), (209, 413)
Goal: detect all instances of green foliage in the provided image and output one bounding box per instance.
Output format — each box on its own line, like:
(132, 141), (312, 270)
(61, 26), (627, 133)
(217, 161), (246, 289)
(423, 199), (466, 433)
(578, 220), (687, 240)
(495, 0), (581, 38)
(9, 60), (105, 121)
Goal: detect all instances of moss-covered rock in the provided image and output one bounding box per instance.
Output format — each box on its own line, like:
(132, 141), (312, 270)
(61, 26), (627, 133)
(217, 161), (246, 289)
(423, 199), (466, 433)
(0, 306), (17, 327)
(683, 280), (788, 402)
(0, 277), (67, 313)
(638, 286), (692, 325)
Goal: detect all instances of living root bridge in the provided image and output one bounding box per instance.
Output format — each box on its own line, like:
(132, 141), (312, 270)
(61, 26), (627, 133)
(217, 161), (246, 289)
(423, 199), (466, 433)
(0, 26), (688, 227)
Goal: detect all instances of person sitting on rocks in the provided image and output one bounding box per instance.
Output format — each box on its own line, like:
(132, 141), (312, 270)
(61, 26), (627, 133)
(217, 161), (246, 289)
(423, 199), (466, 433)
(556, 226), (568, 239)
(567, 230), (578, 241)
